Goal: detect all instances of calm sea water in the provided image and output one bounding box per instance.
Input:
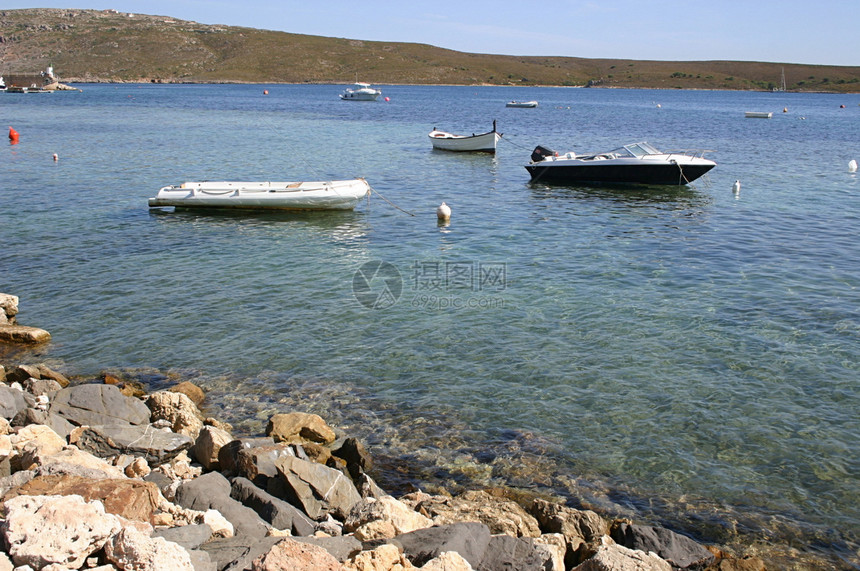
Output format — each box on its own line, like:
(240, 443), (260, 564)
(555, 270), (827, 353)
(2, 84), (859, 567)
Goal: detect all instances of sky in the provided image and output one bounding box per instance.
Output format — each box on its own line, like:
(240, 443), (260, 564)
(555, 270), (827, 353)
(6, 1), (859, 67)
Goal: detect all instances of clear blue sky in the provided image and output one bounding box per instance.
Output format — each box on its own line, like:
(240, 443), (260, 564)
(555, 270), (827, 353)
(6, 1), (858, 67)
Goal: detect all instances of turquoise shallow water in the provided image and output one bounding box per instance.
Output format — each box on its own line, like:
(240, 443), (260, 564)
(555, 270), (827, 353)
(2, 84), (859, 567)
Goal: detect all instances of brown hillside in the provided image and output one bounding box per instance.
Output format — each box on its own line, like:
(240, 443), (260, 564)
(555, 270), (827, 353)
(1, 8), (859, 92)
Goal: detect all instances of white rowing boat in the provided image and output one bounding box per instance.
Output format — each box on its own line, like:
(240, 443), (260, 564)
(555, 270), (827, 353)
(148, 179), (371, 211)
(428, 121), (501, 153)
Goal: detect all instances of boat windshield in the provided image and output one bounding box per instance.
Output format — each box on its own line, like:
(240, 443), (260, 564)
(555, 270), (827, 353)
(616, 142), (661, 157)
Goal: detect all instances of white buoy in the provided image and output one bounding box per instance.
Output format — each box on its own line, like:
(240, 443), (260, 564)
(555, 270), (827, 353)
(732, 180), (741, 194)
(436, 202), (451, 221)
(849, 160), (858, 173)
(52, 153), (58, 161)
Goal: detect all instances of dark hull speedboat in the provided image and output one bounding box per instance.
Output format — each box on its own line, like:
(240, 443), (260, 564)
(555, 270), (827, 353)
(525, 142), (716, 186)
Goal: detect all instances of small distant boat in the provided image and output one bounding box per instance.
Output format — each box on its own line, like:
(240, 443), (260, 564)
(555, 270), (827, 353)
(525, 141), (716, 186)
(148, 179), (371, 211)
(745, 111), (773, 118)
(428, 121), (502, 153)
(506, 100), (538, 108)
(339, 82), (382, 101)
(0, 75), (5, 91)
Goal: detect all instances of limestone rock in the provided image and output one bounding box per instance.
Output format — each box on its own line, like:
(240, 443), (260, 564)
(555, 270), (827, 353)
(75, 423), (192, 465)
(217, 437), (275, 475)
(9, 424), (65, 470)
(33, 446), (126, 479)
(343, 543), (414, 571)
(421, 551), (474, 571)
(191, 425), (233, 471)
(572, 537), (672, 571)
(274, 455), (361, 521)
(104, 524), (195, 571)
(146, 391), (204, 440)
(251, 537), (342, 571)
(530, 498), (608, 565)
(236, 443), (295, 487)
(534, 533), (567, 571)
(169, 381), (206, 406)
(267, 412), (336, 445)
(610, 523), (715, 569)
(50, 384), (151, 427)
(0, 325), (51, 344)
(411, 490), (541, 538)
(4, 474), (163, 524)
(344, 496), (433, 541)
(391, 522), (491, 569)
(0, 293), (18, 319)
(1, 493), (122, 569)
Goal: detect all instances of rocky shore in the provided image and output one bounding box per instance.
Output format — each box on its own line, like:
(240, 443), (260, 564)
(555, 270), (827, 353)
(0, 294), (770, 570)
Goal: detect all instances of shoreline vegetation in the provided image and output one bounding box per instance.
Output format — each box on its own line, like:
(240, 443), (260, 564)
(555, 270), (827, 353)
(2, 9), (860, 93)
(0, 299), (850, 570)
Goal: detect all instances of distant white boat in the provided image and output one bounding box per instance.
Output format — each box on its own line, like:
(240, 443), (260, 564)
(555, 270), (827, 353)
(506, 100), (538, 108)
(745, 111), (773, 118)
(428, 121), (501, 153)
(148, 179), (371, 211)
(339, 82), (382, 101)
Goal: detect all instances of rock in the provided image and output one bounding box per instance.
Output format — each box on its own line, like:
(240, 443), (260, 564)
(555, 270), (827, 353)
(174, 471), (271, 540)
(218, 437), (275, 475)
(236, 443), (296, 488)
(9, 424), (65, 470)
(0, 386), (35, 421)
(153, 524), (214, 551)
(533, 533), (567, 571)
(188, 549), (218, 571)
(530, 498), (608, 566)
(572, 537), (671, 571)
(421, 550), (474, 571)
(1, 493), (122, 569)
(5, 365), (42, 385)
(34, 446), (126, 479)
(146, 391), (204, 439)
(475, 534), (548, 571)
(266, 412), (336, 445)
(332, 437), (373, 480)
(22, 377), (63, 397)
(293, 536), (363, 563)
(4, 474), (163, 524)
(274, 455), (361, 521)
(191, 425), (233, 471)
(391, 522), (491, 569)
(50, 384), (151, 427)
(344, 496), (433, 541)
(32, 364), (70, 388)
(199, 535), (281, 571)
(75, 423), (193, 465)
(411, 490), (541, 538)
(169, 381), (206, 406)
(610, 523), (715, 569)
(342, 542), (413, 571)
(230, 477), (316, 536)
(0, 325), (51, 344)
(104, 524), (195, 571)
(251, 537), (342, 571)
(125, 456), (152, 478)
(0, 293), (18, 320)
(714, 555), (766, 571)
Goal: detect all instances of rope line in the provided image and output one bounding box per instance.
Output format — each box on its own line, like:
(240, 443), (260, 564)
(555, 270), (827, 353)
(368, 184), (416, 216)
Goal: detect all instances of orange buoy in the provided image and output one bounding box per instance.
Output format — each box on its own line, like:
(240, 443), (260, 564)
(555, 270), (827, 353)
(9, 126), (19, 143)
(263, 89), (269, 95)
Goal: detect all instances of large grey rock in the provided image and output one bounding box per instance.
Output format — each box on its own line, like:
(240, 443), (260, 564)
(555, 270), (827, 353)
(391, 522), (492, 568)
(273, 455), (361, 520)
(236, 443), (295, 488)
(217, 437), (275, 475)
(610, 523), (715, 569)
(0, 386), (34, 421)
(292, 535), (363, 563)
(199, 535), (281, 571)
(191, 425), (233, 471)
(230, 477), (315, 536)
(153, 524), (214, 551)
(175, 472), (270, 540)
(573, 537), (672, 571)
(104, 524), (195, 571)
(50, 384), (151, 427)
(75, 423), (192, 465)
(476, 534), (548, 571)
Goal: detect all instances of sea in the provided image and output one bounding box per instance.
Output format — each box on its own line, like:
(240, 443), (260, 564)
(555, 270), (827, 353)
(2, 83), (858, 568)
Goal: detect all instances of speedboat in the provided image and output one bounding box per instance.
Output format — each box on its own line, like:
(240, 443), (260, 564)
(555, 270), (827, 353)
(506, 100), (538, 108)
(525, 142), (716, 186)
(148, 179), (371, 211)
(428, 121), (501, 153)
(339, 82), (382, 101)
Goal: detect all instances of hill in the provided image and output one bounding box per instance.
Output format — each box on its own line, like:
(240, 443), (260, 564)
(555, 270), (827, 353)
(2, 8), (859, 92)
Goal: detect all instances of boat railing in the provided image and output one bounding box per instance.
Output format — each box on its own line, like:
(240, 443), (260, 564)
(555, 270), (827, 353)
(664, 149), (714, 159)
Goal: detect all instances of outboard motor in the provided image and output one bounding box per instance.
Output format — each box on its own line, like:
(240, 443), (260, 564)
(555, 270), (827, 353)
(530, 145), (556, 163)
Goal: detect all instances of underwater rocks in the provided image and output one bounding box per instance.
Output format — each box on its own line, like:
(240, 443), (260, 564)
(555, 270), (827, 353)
(0, 360), (763, 570)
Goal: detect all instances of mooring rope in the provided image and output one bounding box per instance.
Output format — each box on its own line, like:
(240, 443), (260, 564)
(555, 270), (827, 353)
(367, 184), (416, 216)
